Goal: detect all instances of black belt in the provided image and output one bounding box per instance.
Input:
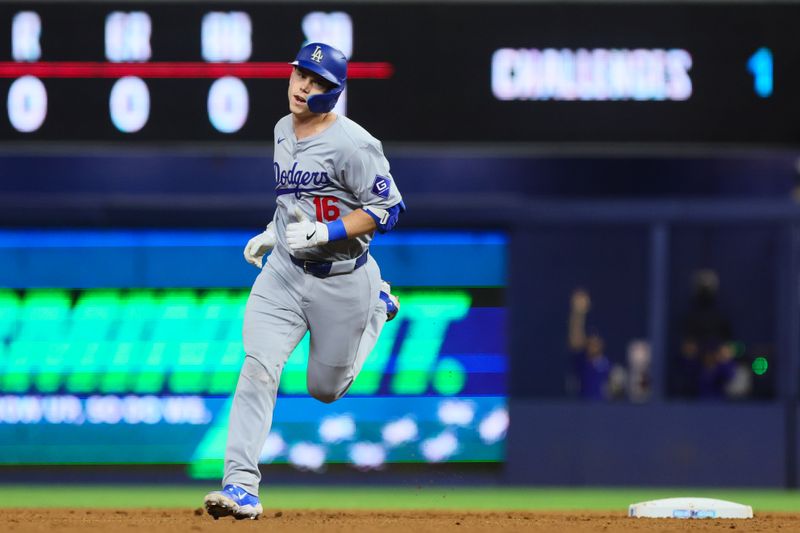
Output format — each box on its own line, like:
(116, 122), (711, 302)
(289, 250), (369, 278)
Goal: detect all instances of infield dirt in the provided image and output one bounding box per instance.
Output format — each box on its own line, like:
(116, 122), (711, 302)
(1, 509), (796, 533)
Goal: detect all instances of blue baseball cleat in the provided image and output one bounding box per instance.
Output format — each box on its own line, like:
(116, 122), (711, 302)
(380, 281), (400, 322)
(204, 484), (263, 520)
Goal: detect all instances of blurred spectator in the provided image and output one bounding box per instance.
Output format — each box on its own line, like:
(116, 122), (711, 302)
(626, 339), (652, 403)
(567, 288), (611, 400)
(675, 269), (737, 399)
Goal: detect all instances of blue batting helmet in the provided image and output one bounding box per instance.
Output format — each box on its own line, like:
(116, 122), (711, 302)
(290, 42), (347, 113)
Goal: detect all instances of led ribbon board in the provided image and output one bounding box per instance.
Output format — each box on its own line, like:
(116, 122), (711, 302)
(0, 231), (507, 474)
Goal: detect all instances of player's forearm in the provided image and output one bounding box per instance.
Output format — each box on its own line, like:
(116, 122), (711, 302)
(340, 209), (378, 239)
(285, 207), (380, 250)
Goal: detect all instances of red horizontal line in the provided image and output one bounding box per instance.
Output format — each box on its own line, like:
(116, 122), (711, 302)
(0, 61), (394, 79)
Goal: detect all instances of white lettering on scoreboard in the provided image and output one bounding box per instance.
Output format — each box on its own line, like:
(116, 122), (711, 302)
(12, 11), (41, 62)
(492, 47), (693, 101)
(202, 12), (252, 62)
(0, 395), (212, 425)
(105, 11), (152, 62)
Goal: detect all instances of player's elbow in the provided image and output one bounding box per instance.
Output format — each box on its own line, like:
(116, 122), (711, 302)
(363, 201), (405, 234)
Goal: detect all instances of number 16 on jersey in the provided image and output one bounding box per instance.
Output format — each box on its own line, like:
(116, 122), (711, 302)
(313, 196), (340, 222)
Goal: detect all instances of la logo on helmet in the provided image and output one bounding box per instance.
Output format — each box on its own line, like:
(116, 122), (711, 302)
(310, 46), (324, 63)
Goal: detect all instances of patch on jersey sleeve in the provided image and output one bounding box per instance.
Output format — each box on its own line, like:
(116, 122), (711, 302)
(372, 175), (392, 198)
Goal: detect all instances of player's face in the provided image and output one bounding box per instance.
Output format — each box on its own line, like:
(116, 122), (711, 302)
(288, 67), (332, 115)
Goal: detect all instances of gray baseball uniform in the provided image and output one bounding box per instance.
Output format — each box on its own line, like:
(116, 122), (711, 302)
(222, 114), (403, 495)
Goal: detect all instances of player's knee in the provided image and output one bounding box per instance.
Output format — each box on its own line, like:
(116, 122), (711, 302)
(306, 380), (344, 404)
(307, 386), (340, 404)
(240, 356), (277, 387)
(306, 367), (351, 404)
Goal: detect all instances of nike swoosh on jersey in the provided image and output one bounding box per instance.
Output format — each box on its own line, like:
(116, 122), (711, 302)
(277, 137), (286, 144)
(306, 230), (316, 240)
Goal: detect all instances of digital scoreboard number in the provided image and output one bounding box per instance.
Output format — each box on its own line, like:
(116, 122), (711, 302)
(0, 2), (798, 145)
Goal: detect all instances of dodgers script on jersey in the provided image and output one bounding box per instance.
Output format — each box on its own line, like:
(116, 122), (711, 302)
(272, 114), (403, 262)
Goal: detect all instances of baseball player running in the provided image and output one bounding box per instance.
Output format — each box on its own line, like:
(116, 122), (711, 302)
(204, 42), (404, 520)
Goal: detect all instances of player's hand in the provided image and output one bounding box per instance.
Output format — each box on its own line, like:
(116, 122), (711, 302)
(570, 288), (591, 314)
(243, 222), (276, 269)
(286, 206), (329, 250)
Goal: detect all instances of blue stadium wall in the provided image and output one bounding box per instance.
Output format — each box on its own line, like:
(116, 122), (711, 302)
(2, 149), (800, 487)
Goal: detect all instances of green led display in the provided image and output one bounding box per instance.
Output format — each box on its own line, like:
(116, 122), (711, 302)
(391, 292), (471, 394)
(752, 356), (768, 376)
(0, 288), (473, 396)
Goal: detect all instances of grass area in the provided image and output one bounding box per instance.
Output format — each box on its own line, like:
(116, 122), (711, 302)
(0, 486), (797, 512)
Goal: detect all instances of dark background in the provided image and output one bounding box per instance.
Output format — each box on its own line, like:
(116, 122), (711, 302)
(0, 2), (798, 143)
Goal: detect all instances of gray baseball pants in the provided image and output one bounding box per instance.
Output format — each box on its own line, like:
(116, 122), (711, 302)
(222, 247), (386, 495)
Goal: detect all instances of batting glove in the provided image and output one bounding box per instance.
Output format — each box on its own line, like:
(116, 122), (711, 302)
(243, 222), (276, 269)
(286, 206), (329, 250)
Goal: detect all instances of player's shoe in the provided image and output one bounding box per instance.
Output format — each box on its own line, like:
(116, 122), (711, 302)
(204, 484), (263, 520)
(380, 281), (400, 322)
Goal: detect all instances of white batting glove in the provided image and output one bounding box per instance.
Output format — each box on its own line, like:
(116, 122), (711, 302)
(243, 222), (276, 269)
(286, 205), (329, 251)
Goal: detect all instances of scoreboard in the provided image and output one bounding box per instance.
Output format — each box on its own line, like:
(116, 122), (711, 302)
(0, 2), (799, 145)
